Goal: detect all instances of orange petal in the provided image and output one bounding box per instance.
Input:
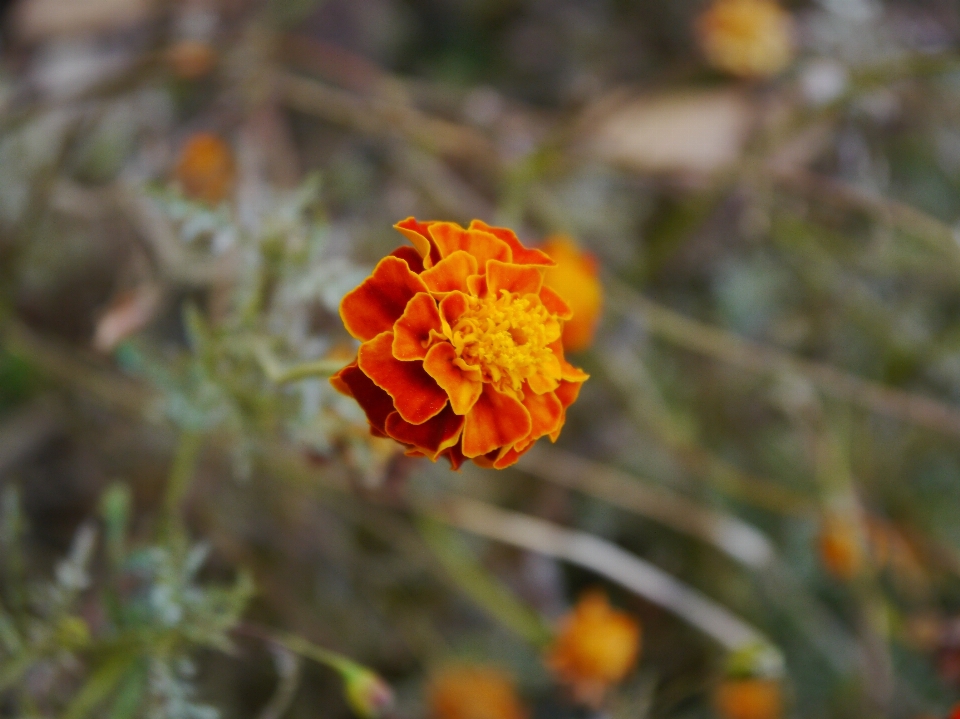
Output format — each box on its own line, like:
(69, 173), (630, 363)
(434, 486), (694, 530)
(358, 332), (448, 424)
(561, 359), (590, 383)
(422, 342), (483, 415)
(392, 293), (442, 361)
(539, 286), (573, 321)
(469, 219), (555, 266)
(550, 379), (585, 441)
(389, 245), (425, 273)
(420, 250), (479, 294)
(521, 388), (564, 445)
(462, 385), (532, 458)
(485, 259), (543, 297)
(385, 406), (464, 459)
(340, 256), (429, 341)
(440, 443), (467, 470)
(329, 361), (395, 434)
(428, 222), (512, 266)
(466, 274), (487, 298)
(492, 443), (534, 469)
(438, 291), (470, 330)
(394, 217), (440, 267)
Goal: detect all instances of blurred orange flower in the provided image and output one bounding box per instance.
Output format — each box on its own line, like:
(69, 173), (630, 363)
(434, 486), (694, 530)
(950, 703), (960, 719)
(714, 678), (782, 719)
(817, 515), (862, 582)
(168, 40), (217, 80)
(546, 590), (640, 708)
(331, 218), (589, 470)
(428, 665), (527, 719)
(696, 0), (795, 79)
(174, 132), (235, 205)
(539, 236), (602, 353)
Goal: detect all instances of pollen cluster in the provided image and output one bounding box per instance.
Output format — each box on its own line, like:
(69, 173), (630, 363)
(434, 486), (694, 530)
(447, 290), (561, 397)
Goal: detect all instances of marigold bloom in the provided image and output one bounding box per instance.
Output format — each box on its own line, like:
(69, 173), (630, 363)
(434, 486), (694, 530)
(174, 132), (235, 205)
(539, 237), (602, 353)
(817, 515), (862, 582)
(428, 665), (527, 719)
(546, 590), (640, 708)
(714, 678), (782, 719)
(697, 0), (795, 79)
(331, 218), (589, 470)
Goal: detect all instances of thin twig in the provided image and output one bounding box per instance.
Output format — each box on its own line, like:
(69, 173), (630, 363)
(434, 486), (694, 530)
(430, 494), (769, 651)
(609, 280), (960, 439)
(518, 446), (776, 568)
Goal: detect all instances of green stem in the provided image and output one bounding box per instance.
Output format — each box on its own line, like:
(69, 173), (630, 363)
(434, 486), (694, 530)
(254, 343), (346, 384)
(162, 430), (203, 540)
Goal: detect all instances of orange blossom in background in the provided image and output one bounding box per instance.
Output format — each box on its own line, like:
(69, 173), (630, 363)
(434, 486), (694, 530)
(428, 665), (527, 719)
(714, 678), (782, 719)
(174, 132), (235, 205)
(697, 0), (795, 80)
(546, 590), (640, 708)
(331, 218), (589, 470)
(539, 236), (602, 353)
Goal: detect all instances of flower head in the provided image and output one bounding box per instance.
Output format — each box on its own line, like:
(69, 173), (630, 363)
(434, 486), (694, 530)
(428, 665), (527, 719)
(546, 590), (640, 708)
(539, 236), (602, 353)
(714, 679), (782, 719)
(331, 218), (589, 470)
(697, 0), (795, 80)
(175, 132), (235, 205)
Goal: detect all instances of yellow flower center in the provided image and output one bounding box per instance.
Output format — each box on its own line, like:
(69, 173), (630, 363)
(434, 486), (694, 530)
(447, 290), (562, 396)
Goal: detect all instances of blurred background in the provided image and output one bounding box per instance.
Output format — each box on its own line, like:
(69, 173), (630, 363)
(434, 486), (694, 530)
(4, 0), (960, 717)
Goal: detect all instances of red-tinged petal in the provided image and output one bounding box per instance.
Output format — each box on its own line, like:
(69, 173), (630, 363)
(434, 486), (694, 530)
(466, 274), (487, 298)
(521, 388), (564, 444)
(561, 359), (590, 383)
(420, 250), (478, 294)
(492, 443), (534, 469)
(389, 245), (425, 273)
(423, 342), (483, 415)
(358, 332), (448, 424)
(385, 407), (464, 459)
(392, 293), (442, 361)
(469, 219), (555, 267)
(441, 443), (467, 470)
(550, 379), (585, 441)
(485, 259), (543, 297)
(329, 362), (394, 434)
(462, 385), (531, 458)
(438, 291), (470, 330)
(539, 286), (573, 320)
(428, 222), (512, 266)
(394, 217), (440, 267)
(340, 256), (429, 341)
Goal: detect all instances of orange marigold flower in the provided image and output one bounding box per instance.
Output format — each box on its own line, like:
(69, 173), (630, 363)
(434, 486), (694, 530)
(546, 590), (640, 708)
(539, 236), (602, 353)
(714, 678), (782, 719)
(428, 665), (527, 719)
(331, 218), (589, 470)
(174, 132), (235, 205)
(817, 514), (863, 582)
(697, 0), (795, 80)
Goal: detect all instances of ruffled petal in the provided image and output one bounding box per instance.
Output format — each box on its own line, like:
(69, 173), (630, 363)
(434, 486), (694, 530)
(469, 219), (555, 267)
(491, 443), (535, 469)
(428, 222), (512, 266)
(561, 359), (590, 383)
(466, 274), (487, 298)
(358, 332), (448, 424)
(527, 352), (562, 395)
(422, 342), (483, 415)
(329, 361), (394, 434)
(420, 250), (478, 294)
(392, 292), (442, 361)
(340, 256), (429, 341)
(485, 259), (543, 297)
(550, 379), (585, 441)
(441, 443), (467, 470)
(462, 384), (532, 458)
(394, 217), (440, 267)
(389, 245), (425, 273)
(539, 286), (574, 321)
(385, 406), (464, 460)
(438, 291), (470, 331)
(520, 388), (564, 446)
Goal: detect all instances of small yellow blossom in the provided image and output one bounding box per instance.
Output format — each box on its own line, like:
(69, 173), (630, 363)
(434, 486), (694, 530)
(540, 237), (603, 353)
(697, 0), (795, 79)
(428, 665), (527, 719)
